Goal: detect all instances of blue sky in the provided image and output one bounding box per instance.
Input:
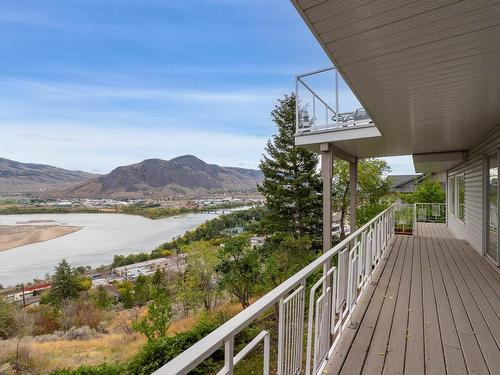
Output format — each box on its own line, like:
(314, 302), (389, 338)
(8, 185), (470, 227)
(0, 0), (413, 174)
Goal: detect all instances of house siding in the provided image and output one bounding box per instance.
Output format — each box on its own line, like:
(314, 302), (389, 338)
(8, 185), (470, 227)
(448, 123), (500, 254)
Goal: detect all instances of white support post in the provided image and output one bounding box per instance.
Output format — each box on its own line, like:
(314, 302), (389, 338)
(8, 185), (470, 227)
(349, 159), (358, 234)
(320, 143), (333, 351)
(321, 143), (333, 254)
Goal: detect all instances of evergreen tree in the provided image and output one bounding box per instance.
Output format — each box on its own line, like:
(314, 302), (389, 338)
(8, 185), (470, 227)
(258, 94), (322, 241)
(133, 275), (151, 306)
(49, 259), (80, 305)
(95, 286), (113, 309)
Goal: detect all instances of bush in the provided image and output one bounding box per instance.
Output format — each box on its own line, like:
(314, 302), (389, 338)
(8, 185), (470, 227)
(0, 296), (15, 339)
(402, 179), (445, 204)
(357, 203), (390, 227)
(50, 363), (123, 375)
(6, 347), (36, 374)
(126, 313), (223, 374)
(33, 326), (101, 342)
(30, 305), (60, 335)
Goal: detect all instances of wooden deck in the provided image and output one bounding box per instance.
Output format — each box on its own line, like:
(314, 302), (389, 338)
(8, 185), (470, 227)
(325, 223), (500, 375)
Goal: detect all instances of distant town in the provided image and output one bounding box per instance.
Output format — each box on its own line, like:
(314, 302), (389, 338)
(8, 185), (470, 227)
(3, 195), (261, 209)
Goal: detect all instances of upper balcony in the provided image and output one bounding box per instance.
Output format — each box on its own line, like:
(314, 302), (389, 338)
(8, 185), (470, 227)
(295, 67), (380, 149)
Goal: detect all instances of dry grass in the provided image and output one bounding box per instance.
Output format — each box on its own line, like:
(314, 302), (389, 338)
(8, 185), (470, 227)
(0, 334), (145, 373)
(28, 333), (146, 372)
(0, 299), (254, 373)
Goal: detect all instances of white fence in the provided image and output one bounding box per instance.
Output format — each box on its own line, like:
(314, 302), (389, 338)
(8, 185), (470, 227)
(155, 204), (397, 375)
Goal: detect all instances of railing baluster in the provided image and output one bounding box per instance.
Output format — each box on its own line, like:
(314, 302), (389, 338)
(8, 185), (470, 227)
(278, 297), (284, 375)
(264, 332), (270, 375)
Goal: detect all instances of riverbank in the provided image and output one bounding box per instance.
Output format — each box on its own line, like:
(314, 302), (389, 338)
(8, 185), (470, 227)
(0, 225), (81, 252)
(0, 202), (254, 220)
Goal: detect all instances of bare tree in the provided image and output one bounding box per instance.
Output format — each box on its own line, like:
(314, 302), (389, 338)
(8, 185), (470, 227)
(58, 299), (76, 331)
(12, 306), (34, 374)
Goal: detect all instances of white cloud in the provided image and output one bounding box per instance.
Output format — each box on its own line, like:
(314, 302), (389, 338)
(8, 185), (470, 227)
(0, 122), (268, 173)
(381, 155), (415, 175)
(0, 78), (282, 104)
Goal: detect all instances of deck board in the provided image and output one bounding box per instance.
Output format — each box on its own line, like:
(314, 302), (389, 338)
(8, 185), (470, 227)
(361, 234), (409, 374)
(339, 233), (406, 374)
(383, 235), (413, 375)
(405, 236), (425, 375)
(420, 236), (446, 375)
(324, 223), (500, 375)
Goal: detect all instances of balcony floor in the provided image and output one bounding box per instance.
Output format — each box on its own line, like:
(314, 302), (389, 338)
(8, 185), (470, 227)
(326, 223), (500, 375)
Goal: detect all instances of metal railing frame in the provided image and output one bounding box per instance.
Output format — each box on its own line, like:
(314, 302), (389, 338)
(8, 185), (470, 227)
(295, 67), (373, 135)
(415, 202), (447, 224)
(155, 204), (397, 375)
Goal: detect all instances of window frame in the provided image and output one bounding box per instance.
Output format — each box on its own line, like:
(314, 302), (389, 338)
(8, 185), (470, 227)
(483, 150), (500, 266)
(448, 173), (465, 224)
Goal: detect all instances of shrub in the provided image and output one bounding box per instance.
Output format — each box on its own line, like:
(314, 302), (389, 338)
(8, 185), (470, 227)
(50, 363), (123, 375)
(0, 296), (15, 339)
(30, 305), (60, 335)
(126, 315), (222, 375)
(6, 347), (36, 374)
(32, 326), (100, 342)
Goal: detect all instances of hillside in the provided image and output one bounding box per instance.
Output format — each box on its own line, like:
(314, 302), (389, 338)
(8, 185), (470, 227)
(63, 155), (263, 198)
(0, 157), (97, 194)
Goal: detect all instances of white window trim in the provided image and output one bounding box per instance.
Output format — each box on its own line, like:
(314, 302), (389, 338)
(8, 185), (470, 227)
(484, 150), (500, 266)
(448, 173), (465, 224)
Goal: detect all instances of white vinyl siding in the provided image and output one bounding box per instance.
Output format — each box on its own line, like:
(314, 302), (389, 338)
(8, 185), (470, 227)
(448, 123), (500, 254)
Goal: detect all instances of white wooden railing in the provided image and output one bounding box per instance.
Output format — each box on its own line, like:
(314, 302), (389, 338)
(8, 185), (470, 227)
(155, 204), (397, 375)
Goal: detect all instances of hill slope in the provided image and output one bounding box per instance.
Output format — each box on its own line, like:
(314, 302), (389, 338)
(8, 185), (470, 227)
(0, 157), (97, 194)
(63, 155), (263, 198)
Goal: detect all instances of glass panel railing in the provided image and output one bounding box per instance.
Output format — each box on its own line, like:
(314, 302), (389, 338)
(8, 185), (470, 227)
(296, 67), (373, 134)
(415, 203), (446, 223)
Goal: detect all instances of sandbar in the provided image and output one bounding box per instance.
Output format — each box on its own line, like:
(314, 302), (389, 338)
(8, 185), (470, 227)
(0, 225), (81, 251)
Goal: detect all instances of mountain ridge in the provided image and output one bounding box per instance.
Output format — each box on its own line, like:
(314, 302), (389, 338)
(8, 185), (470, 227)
(63, 155), (263, 198)
(0, 157), (98, 194)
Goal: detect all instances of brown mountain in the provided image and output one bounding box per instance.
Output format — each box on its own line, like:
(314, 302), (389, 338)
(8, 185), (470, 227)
(0, 157), (98, 194)
(63, 155), (263, 198)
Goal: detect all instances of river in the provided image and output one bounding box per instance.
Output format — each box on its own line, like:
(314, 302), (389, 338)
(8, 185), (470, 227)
(0, 211), (225, 286)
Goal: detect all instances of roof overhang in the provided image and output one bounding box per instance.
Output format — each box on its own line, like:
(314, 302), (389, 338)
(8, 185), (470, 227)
(291, 0), (500, 164)
(413, 151), (465, 173)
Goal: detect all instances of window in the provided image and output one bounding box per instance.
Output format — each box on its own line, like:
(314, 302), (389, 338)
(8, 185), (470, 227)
(449, 176), (455, 216)
(448, 174), (465, 223)
(457, 175), (465, 221)
(486, 153), (498, 263)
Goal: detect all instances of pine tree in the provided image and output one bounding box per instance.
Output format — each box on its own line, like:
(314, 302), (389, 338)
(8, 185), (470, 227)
(49, 259), (80, 305)
(258, 94), (322, 242)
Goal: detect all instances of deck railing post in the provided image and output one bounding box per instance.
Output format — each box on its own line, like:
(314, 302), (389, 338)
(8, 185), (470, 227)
(413, 203), (417, 235)
(224, 337), (234, 375)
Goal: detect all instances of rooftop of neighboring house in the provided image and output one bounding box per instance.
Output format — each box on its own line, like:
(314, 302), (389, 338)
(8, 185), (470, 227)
(387, 174), (426, 194)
